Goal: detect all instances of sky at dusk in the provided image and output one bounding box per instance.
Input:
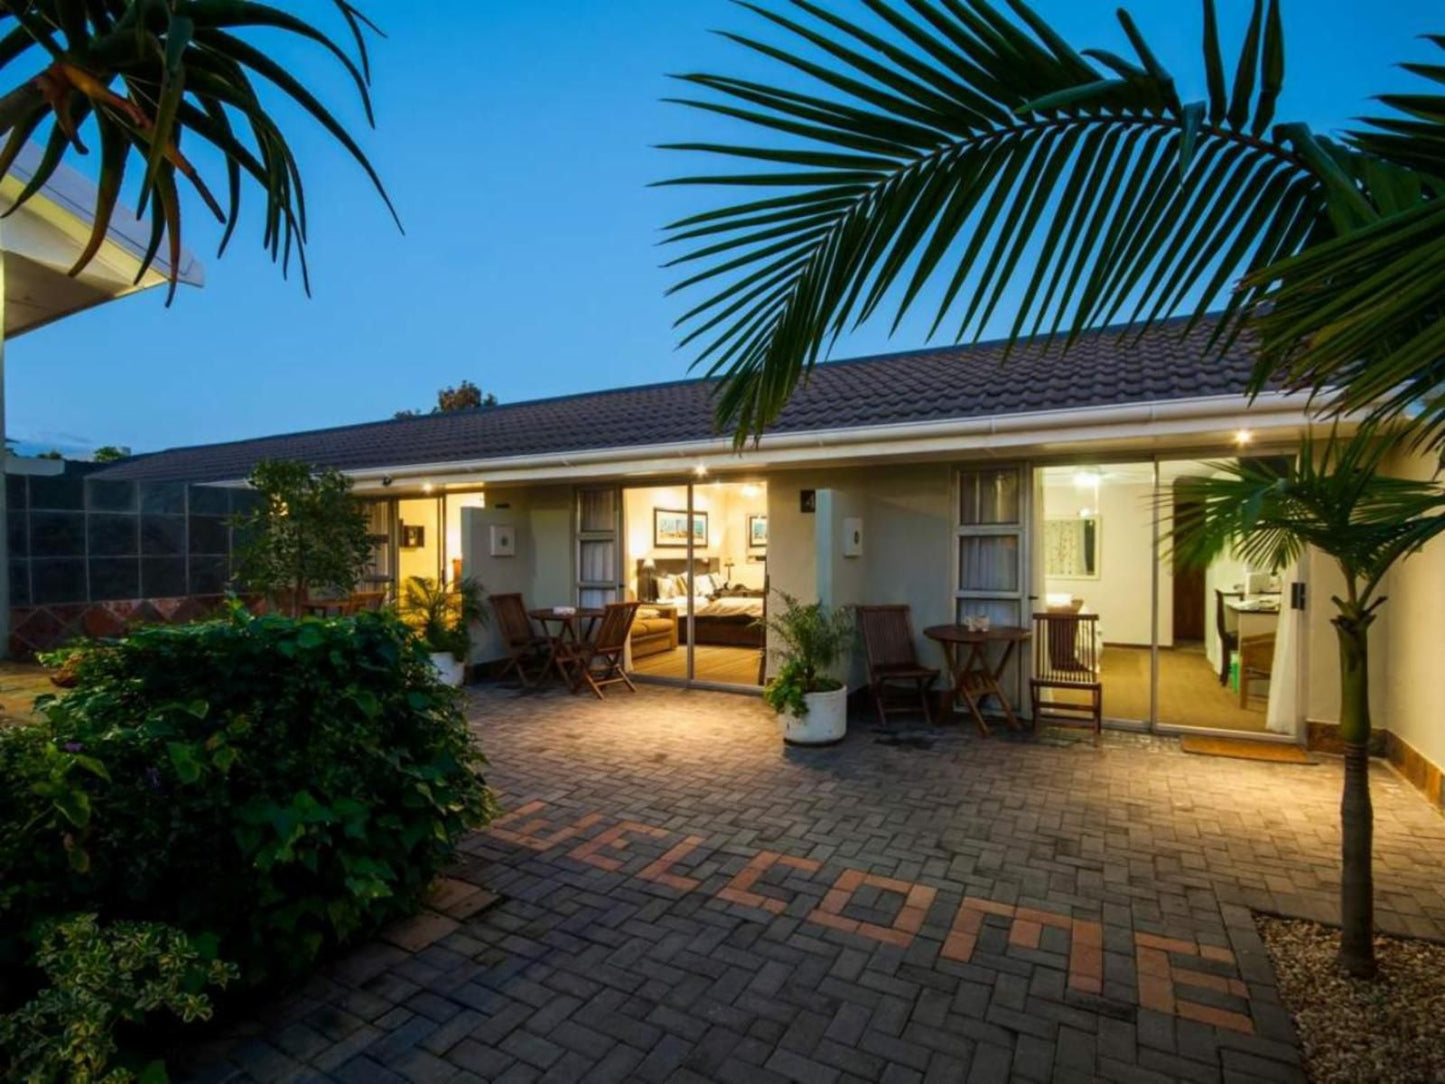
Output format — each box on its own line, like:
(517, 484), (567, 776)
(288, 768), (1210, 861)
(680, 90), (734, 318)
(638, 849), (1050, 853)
(7, 0), (1441, 457)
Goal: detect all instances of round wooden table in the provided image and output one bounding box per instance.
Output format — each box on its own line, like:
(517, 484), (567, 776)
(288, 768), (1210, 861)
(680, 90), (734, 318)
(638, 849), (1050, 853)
(529, 608), (605, 688)
(923, 625), (1031, 735)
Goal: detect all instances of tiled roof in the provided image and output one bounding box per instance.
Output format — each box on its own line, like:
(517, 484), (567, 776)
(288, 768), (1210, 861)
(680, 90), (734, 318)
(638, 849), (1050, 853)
(95, 318), (1257, 484)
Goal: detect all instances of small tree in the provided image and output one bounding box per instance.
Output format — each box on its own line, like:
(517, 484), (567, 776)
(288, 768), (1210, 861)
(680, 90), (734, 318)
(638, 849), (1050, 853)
(396, 381), (498, 419)
(91, 446), (129, 463)
(1171, 433), (1445, 978)
(233, 461), (372, 617)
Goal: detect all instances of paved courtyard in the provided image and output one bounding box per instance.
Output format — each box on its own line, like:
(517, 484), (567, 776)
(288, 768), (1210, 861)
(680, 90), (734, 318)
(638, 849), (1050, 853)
(186, 685), (1445, 1083)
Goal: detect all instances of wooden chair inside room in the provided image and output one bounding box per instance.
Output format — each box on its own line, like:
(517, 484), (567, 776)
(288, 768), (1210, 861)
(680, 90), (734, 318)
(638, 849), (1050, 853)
(1238, 632), (1276, 710)
(1215, 589), (1241, 686)
(857, 605), (939, 726)
(1029, 611), (1103, 743)
(490, 592), (549, 687)
(557, 601), (641, 699)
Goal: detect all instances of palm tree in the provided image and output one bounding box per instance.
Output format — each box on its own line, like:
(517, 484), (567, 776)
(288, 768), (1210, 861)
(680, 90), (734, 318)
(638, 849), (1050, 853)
(1170, 433), (1445, 977)
(0, 1), (397, 299)
(660, 0), (1442, 444)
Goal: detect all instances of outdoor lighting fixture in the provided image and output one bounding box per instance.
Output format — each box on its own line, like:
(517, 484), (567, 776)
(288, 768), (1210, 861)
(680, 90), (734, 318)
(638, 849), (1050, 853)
(1234, 429), (1254, 446)
(694, 464), (709, 478)
(422, 483), (434, 494)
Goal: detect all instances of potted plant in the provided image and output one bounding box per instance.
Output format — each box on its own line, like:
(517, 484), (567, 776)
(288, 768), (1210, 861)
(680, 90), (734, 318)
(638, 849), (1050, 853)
(762, 591), (853, 745)
(401, 576), (487, 687)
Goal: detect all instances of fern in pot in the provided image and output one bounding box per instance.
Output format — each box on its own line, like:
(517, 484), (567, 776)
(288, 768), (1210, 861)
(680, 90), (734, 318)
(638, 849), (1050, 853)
(762, 591), (853, 745)
(402, 576), (487, 687)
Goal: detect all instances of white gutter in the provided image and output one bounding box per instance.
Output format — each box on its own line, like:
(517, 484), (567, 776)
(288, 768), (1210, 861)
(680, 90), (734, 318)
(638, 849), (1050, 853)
(330, 389), (1334, 490)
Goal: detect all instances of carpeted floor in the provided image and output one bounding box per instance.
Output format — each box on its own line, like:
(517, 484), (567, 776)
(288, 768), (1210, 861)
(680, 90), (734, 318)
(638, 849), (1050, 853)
(1049, 644), (1271, 732)
(631, 644), (763, 687)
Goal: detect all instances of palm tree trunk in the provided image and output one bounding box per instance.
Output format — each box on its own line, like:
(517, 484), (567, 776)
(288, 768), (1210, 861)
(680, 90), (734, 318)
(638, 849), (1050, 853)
(1334, 610), (1375, 978)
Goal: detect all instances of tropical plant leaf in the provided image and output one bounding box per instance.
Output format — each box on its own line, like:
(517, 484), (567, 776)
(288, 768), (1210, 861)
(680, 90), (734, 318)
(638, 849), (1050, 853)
(661, 0), (1345, 443)
(0, 0), (396, 297)
(1246, 44), (1445, 446)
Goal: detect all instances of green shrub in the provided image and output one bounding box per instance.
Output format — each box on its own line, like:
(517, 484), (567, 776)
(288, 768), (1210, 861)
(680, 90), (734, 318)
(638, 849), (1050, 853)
(0, 606), (495, 986)
(1, 914), (236, 1084)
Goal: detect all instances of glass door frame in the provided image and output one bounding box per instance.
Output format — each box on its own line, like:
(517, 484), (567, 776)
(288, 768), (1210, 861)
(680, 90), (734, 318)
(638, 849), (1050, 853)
(1024, 445), (1308, 742)
(610, 476), (768, 695)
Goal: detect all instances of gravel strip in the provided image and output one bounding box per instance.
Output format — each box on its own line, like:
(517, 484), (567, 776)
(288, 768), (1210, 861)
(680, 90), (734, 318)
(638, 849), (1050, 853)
(1258, 914), (1445, 1083)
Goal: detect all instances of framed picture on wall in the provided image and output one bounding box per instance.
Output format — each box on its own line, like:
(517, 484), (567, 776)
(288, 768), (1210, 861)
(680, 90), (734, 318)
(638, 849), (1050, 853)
(400, 524), (425, 549)
(489, 524), (516, 558)
(654, 508), (707, 548)
(748, 514), (768, 548)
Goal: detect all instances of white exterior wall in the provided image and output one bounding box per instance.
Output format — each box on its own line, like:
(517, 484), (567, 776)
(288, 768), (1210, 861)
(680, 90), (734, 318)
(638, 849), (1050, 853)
(765, 463), (955, 689)
(1378, 448), (1445, 774)
(462, 484), (574, 663)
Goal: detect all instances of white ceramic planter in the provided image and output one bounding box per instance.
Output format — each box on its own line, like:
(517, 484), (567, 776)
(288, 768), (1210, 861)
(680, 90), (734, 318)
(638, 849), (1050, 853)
(780, 685), (848, 746)
(430, 652), (466, 688)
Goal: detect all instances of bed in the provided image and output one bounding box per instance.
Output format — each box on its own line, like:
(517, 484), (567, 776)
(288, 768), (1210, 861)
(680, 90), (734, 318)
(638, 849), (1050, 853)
(638, 559), (766, 647)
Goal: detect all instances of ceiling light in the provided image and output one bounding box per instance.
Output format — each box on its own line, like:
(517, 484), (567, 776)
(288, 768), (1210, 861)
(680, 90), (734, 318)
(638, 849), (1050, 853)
(1234, 429), (1254, 446)
(694, 464), (709, 478)
(1072, 469), (1100, 489)
(422, 483), (434, 493)
(742, 484), (760, 498)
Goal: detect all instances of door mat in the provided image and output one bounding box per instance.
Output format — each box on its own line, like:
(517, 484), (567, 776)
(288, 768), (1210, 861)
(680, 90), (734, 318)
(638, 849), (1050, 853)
(1180, 735), (1314, 764)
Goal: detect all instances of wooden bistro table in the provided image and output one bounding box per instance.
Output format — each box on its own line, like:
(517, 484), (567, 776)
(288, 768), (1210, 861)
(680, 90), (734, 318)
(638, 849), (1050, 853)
(529, 607), (605, 689)
(923, 624), (1032, 735)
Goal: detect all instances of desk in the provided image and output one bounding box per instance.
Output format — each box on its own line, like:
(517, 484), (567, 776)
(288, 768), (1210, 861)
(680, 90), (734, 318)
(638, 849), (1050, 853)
(1225, 596), (1281, 642)
(923, 625), (1031, 735)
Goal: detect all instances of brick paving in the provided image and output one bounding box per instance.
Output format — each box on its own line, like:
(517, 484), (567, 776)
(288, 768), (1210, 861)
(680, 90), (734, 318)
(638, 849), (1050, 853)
(182, 685), (1445, 1083)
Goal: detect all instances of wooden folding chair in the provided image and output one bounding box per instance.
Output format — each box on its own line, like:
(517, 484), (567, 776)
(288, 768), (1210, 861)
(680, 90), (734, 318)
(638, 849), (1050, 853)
(558, 601), (641, 699)
(1029, 611), (1103, 744)
(490, 593), (549, 687)
(857, 605), (939, 726)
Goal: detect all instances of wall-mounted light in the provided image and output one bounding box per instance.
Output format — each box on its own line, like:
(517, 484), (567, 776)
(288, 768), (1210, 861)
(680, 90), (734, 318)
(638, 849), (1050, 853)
(742, 483), (760, 498)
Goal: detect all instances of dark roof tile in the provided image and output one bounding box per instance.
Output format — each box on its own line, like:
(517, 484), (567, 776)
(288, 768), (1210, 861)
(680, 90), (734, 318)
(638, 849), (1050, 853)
(96, 317), (1258, 484)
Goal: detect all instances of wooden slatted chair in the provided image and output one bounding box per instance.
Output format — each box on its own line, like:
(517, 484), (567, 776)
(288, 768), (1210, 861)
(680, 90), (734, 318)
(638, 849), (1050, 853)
(1029, 611), (1103, 744)
(857, 605), (939, 726)
(558, 601), (641, 699)
(490, 593), (549, 687)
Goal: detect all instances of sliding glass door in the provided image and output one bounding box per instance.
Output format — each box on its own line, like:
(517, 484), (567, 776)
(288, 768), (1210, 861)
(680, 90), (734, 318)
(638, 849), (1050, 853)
(1031, 454), (1306, 738)
(618, 479), (768, 691)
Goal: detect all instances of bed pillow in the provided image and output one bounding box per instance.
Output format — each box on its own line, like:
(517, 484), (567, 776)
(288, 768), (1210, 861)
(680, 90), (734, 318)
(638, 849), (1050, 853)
(655, 575), (678, 600)
(697, 572), (720, 596)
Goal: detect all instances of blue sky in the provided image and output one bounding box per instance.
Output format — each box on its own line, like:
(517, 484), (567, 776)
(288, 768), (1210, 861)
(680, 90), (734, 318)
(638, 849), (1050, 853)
(8, 0), (1440, 456)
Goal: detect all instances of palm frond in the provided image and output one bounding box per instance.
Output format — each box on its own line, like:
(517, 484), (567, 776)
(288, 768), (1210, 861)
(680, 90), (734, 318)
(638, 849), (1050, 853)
(1168, 431), (1445, 605)
(661, 0), (1350, 442)
(0, 0), (397, 297)
(1247, 42), (1445, 447)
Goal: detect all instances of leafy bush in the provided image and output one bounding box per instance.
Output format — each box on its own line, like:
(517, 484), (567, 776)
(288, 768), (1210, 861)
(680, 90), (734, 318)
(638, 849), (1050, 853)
(0, 606), (495, 987)
(762, 592), (853, 718)
(1, 914), (236, 1084)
